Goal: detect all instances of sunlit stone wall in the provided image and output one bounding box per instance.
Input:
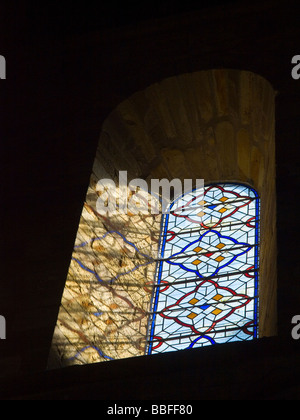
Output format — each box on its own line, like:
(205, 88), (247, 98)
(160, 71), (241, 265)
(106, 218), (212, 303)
(50, 180), (161, 365)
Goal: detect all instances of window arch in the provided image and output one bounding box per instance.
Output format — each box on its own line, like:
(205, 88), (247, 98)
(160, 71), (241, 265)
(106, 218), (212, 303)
(147, 183), (260, 354)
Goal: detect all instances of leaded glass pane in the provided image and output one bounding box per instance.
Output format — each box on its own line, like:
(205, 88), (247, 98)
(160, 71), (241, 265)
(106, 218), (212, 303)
(147, 183), (260, 354)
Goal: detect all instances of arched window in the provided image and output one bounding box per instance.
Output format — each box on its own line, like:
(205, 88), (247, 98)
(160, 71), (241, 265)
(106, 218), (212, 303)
(147, 183), (260, 354)
(49, 70), (276, 369)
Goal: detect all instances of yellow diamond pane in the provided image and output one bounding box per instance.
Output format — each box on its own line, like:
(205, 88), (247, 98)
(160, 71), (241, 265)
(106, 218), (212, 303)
(189, 298), (200, 305)
(197, 211), (205, 218)
(220, 196), (229, 202)
(215, 256), (225, 262)
(216, 243), (225, 249)
(193, 246), (203, 253)
(212, 308), (223, 316)
(192, 259), (202, 265)
(218, 207), (227, 214)
(213, 294), (223, 301)
(187, 312), (198, 320)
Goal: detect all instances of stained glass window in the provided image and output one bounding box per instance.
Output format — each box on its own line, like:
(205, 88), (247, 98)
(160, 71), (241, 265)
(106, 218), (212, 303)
(147, 183), (260, 355)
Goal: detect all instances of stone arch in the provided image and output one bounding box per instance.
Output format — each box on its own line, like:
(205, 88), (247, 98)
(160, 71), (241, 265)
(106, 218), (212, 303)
(49, 69), (277, 368)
